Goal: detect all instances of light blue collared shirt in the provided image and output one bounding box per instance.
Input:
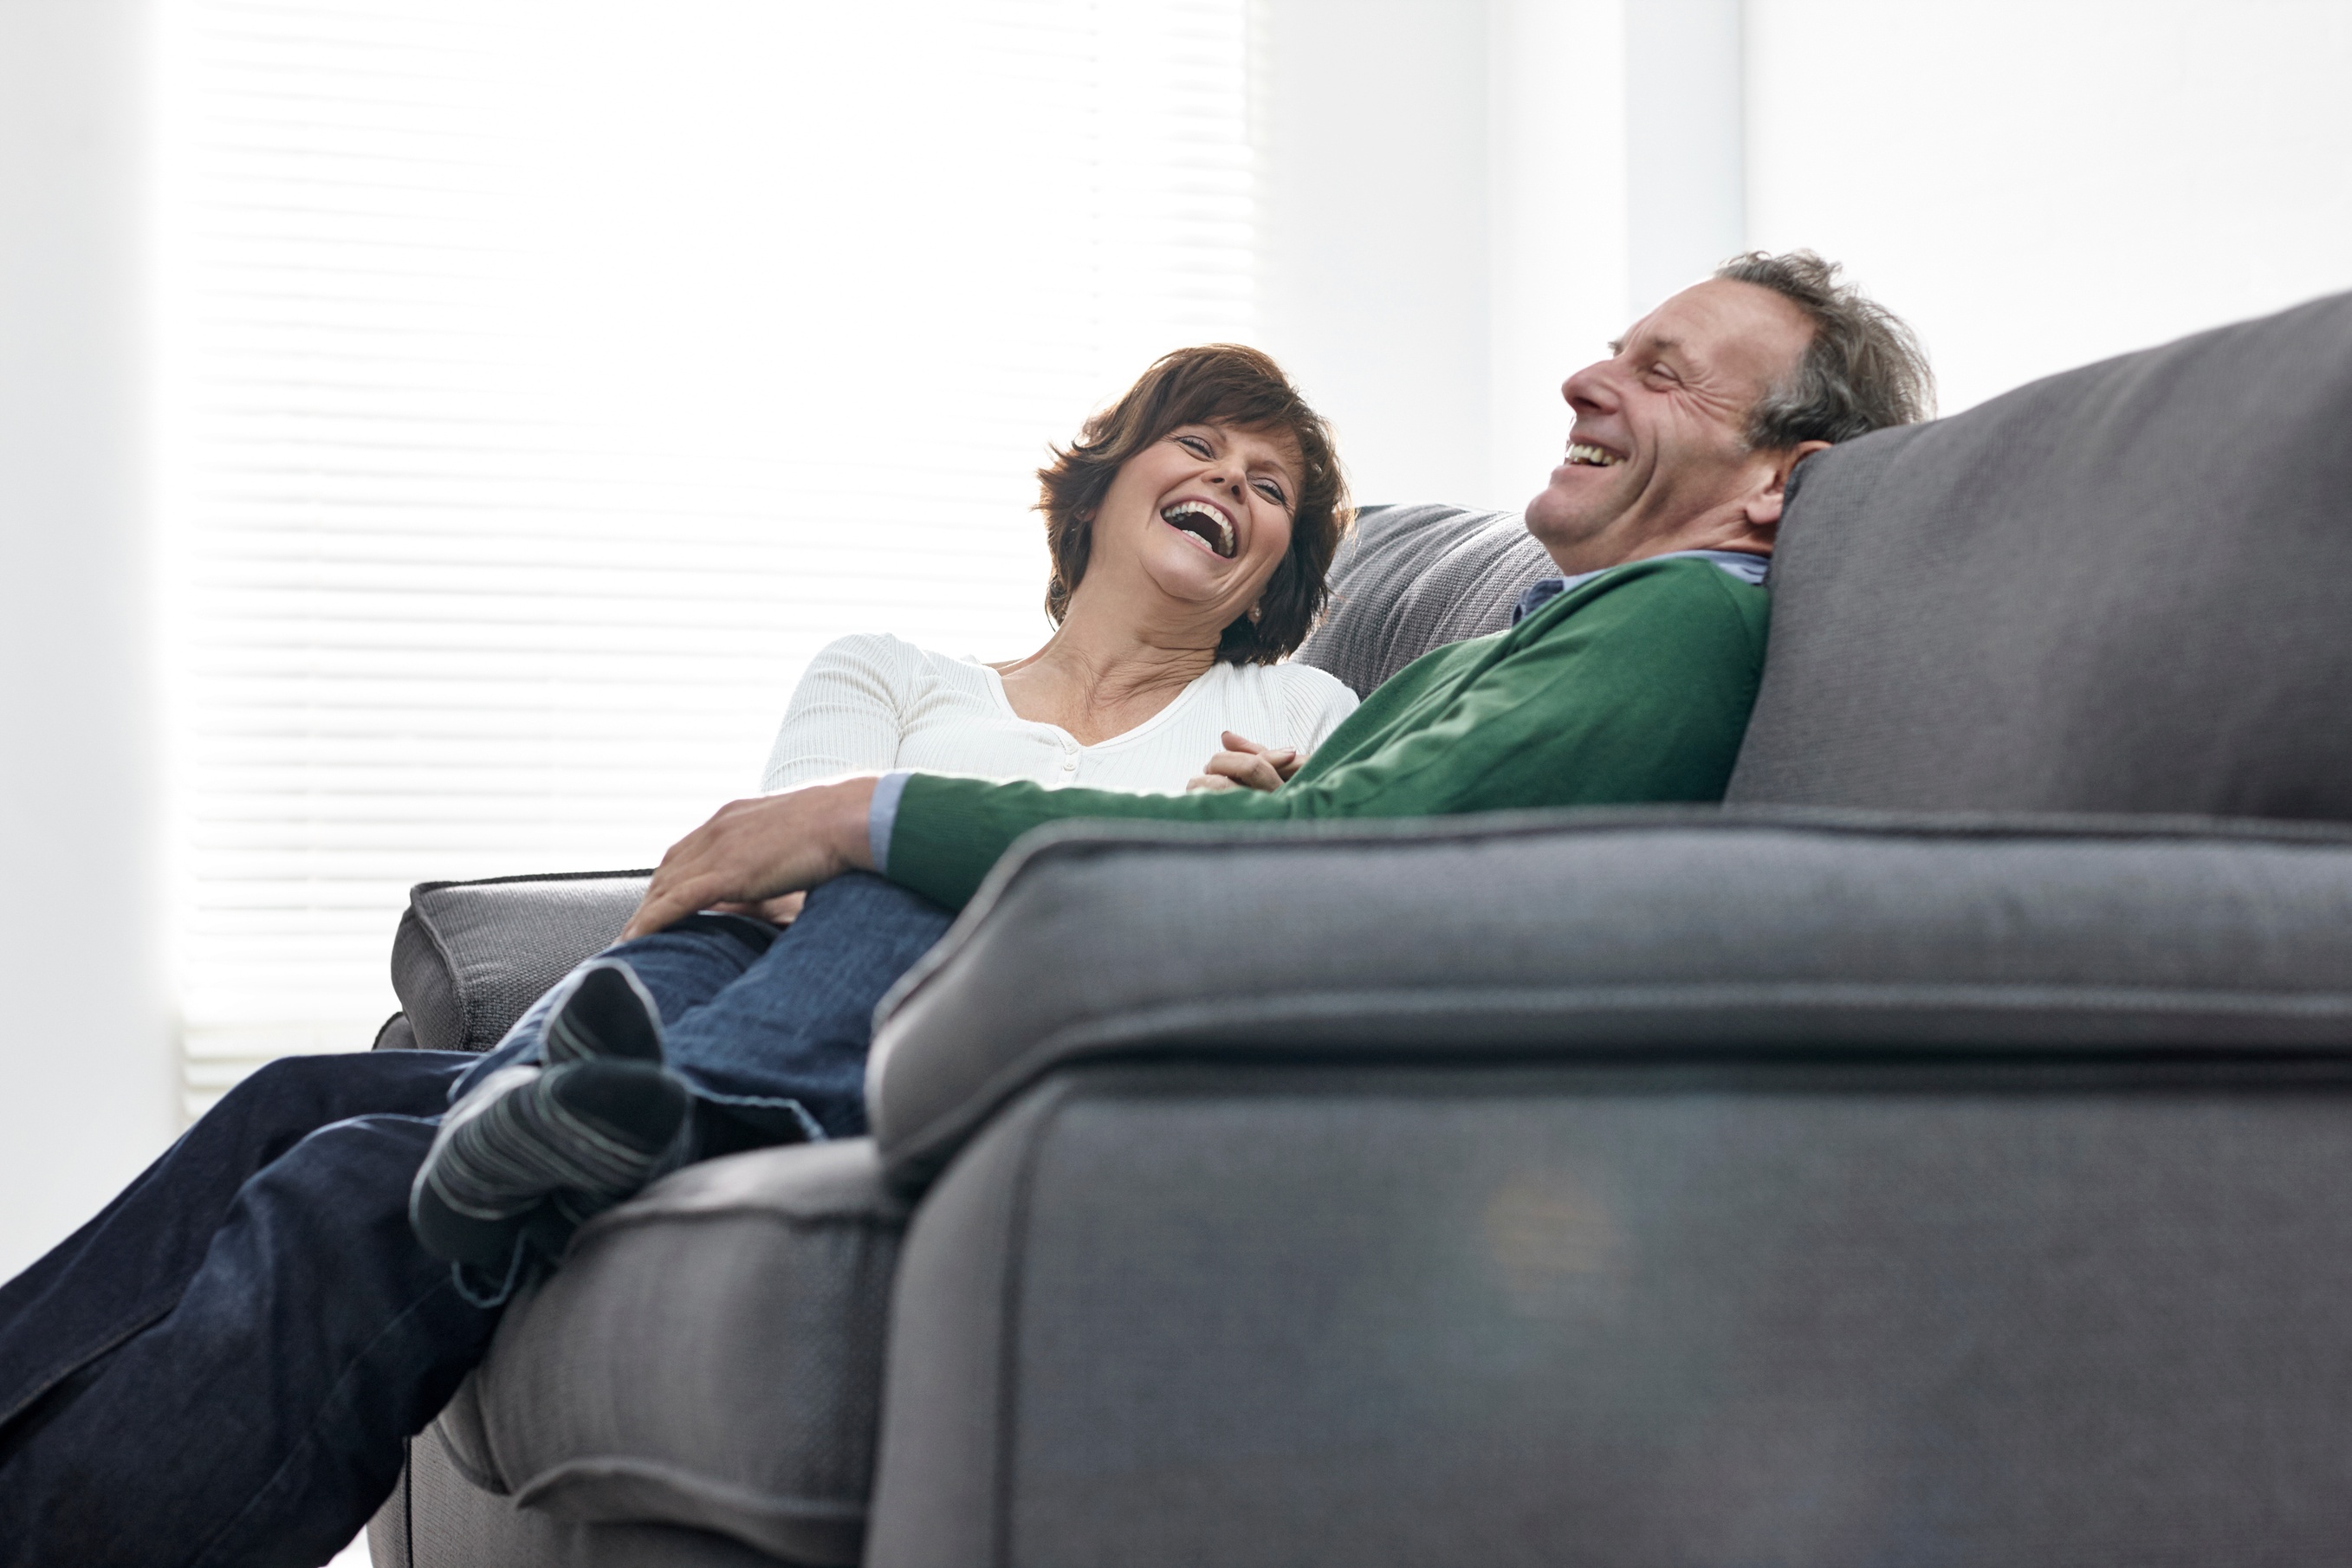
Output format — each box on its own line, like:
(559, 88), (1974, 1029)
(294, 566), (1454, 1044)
(1510, 548), (1769, 625)
(869, 547), (1772, 876)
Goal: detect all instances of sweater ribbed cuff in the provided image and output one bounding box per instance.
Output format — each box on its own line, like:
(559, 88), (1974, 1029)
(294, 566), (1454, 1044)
(866, 769), (912, 875)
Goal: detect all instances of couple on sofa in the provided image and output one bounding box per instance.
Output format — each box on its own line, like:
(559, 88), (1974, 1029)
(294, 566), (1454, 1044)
(0, 249), (1931, 1565)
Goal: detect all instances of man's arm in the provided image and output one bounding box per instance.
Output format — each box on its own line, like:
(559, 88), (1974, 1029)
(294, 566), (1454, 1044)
(886, 561), (1766, 908)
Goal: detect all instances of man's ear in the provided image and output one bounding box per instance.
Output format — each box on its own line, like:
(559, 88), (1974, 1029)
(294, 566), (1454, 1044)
(1742, 439), (1833, 528)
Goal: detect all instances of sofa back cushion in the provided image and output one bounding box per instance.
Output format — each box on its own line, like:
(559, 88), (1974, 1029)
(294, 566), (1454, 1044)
(1728, 288), (2352, 820)
(1294, 502), (1553, 696)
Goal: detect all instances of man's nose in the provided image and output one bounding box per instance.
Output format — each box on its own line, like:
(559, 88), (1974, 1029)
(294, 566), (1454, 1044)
(1561, 357), (1618, 417)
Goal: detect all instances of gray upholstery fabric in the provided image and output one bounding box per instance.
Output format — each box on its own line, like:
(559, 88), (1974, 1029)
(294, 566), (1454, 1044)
(1293, 502), (1553, 695)
(437, 1138), (906, 1565)
(861, 1092), (1063, 1568)
(369, 1425), (787, 1568)
(867, 810), (2352, 1183)
(392, 870), (651, 1053)
(1729, 288), (2352, 819)
(867, 1059), (2352, 1568)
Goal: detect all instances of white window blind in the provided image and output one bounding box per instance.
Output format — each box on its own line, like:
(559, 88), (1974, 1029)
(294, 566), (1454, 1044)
(159, 0), (1257, 1115)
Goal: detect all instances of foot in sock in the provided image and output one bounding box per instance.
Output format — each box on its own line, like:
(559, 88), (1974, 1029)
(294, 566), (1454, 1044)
(542, 957), (665, 1066)
(411, 1058), (686, 1268)
(411, 957), (680, 1269)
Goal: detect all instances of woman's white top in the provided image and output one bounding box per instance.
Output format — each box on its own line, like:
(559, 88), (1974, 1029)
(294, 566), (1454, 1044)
(761, 632), (1360, 794)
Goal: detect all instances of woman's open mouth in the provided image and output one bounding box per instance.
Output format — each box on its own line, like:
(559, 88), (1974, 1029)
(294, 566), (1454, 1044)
(1162, 498), (1237, 558)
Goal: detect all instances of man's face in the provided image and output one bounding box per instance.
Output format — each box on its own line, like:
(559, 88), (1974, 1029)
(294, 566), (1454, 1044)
(1524, 279), (1816, 573)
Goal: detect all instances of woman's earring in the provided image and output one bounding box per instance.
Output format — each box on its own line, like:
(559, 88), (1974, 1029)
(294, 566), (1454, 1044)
(1247, 604), (1263, 625)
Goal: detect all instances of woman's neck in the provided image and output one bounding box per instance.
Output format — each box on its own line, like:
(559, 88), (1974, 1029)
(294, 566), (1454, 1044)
(993, 592), (1222, 746)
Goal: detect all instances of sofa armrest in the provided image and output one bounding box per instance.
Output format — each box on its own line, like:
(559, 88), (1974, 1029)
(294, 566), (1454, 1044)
(391, 870), (652, 1053)
(865, 807), (2352, 1186)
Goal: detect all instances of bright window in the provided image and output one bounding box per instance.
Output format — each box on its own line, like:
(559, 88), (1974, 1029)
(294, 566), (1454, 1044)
(159, 0), (1256, 1112)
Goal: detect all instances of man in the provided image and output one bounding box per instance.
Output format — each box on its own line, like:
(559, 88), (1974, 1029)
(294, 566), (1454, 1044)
(0, 251), (1930, 1565)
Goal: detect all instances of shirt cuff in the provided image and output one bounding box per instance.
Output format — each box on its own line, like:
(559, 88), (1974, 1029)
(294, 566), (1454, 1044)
(867, 769), (913, 876)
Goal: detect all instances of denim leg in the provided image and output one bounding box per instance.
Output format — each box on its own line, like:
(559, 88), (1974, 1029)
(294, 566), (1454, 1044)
(451, 912), (780, 1100)
(0, 1050), (476, 1433)
(0, 1066), (501, 1568)
(655, 872), (955, 1139)
(450, 878), (949, 1141)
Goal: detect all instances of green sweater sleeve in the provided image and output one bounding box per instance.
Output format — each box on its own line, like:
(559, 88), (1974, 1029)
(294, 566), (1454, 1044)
(885, 559), (1770, 909)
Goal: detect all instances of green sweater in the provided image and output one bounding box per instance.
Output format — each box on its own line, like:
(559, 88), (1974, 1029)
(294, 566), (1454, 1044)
(884, 556), (1771, 910)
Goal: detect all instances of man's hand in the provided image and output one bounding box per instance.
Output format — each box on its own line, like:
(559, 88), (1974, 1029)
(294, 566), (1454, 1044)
(709, 890), (807, 926)
(622, 776), (878, 940)
(1185, 730), (1303, 794)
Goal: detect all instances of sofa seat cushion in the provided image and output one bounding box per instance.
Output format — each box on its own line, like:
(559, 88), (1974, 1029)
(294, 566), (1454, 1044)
(431, 1137), (907, 1567)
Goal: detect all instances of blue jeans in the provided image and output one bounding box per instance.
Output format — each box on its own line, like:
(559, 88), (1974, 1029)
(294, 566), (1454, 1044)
(0, 872), (951, 1568)
(465, 872), (951, 1144)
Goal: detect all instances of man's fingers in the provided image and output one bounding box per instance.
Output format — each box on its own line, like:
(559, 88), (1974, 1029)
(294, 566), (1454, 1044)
(1186, 773), (1240, 793)
(622, 884), (706, 941)
(716, 890), (807, 925)
(623, 861), (742, 940)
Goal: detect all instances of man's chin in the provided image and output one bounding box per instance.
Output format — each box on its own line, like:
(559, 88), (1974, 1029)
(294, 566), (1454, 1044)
(1522, 488), (1606, 554)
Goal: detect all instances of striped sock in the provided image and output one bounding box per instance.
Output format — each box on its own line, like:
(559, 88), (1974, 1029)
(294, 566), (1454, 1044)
(542, 958), (664, 1066)
(410, 1059), (686, 1269)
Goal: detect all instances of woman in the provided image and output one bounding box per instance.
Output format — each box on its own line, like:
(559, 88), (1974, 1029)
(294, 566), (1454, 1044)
(761, 342), (1358, 807)
(409, 343), (1356, 1268)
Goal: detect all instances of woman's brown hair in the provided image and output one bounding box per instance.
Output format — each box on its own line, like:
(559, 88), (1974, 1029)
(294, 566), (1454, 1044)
(1036, 344), (1351, 665)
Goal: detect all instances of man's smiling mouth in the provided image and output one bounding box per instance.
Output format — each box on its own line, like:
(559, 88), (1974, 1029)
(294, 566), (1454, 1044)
(1566, 442), (1624, 468)
(1162, 498), (1236, 558)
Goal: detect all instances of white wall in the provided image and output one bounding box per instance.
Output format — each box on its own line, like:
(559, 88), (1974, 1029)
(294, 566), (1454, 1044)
(1748, 0), (2352, 413)
(1625, 0), (1744, 317)
(1264, 0), (2352, 500)
(1254, 0), (1497, 508)
(1254, 0), (1743, 513)
(1486, 0), (1633, 518)
(1254, 0), (1643, 513)
(0, 0), (175, 1277)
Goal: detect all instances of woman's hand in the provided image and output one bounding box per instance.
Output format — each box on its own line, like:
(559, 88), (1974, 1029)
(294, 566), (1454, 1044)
(623, 777), (878, 940)
(1185, 730), (1302, 794)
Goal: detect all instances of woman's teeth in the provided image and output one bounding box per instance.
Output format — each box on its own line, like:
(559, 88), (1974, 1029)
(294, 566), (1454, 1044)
(1162, 499), (1236, 558)
(1567, 443), (1624, 467)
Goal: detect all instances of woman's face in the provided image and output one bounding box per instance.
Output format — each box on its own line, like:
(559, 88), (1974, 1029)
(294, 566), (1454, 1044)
(1083, 420), (1300, 628)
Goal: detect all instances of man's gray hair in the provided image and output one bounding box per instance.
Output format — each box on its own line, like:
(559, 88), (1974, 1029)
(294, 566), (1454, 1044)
(1714, 249), (1934, 448)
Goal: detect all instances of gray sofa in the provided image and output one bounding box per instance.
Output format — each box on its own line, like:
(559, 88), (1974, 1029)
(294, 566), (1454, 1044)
(369, 289), (2352, 1567)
